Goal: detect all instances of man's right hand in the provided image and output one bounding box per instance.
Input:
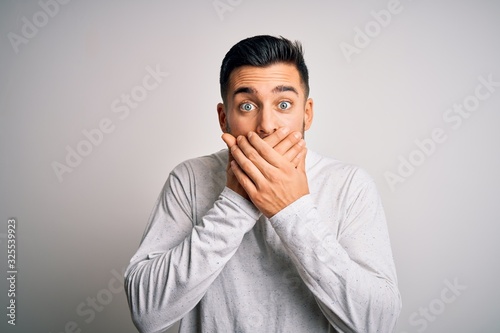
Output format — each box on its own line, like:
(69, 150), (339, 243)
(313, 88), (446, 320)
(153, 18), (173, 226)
(221, 127), (306, 200)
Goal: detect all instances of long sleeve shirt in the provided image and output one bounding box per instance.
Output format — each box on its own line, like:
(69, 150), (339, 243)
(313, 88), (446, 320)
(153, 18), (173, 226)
(124, 149), (402, 333)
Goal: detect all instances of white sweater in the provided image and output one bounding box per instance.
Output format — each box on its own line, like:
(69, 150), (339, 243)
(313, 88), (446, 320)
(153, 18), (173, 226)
(125, 149), (401, 333)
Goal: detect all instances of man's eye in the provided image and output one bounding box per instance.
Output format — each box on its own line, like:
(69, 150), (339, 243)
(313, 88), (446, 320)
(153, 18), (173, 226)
(240, 103), (255, 112)
(278, 101), (291, 110)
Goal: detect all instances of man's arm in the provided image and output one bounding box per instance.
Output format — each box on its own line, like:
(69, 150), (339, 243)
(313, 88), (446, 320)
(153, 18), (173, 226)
(124, 169), (259, 333)
(269, 173), (401, 332)
(125, 129), (305, 333)
(227, 133), (401, 332)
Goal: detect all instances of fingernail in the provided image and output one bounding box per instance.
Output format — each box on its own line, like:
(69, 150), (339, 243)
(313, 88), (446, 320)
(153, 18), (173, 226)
(294, 132), (302, 139)
(298, 139), (305, 146)
(247, 131), (253, 139)
(282, 127), (290, 134)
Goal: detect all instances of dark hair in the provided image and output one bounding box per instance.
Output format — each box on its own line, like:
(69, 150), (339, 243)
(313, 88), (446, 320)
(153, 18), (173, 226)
(219, 35), (309, 102)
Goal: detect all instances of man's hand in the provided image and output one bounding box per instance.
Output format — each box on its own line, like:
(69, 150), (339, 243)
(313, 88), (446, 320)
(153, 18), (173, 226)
(222, 133), (249, 199)
(222, 129), (309, 218)
(221, 127), (305, 202)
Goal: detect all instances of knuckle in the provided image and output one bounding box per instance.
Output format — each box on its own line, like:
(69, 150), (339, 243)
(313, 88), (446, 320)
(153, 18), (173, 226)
(240, 159), (252, 170)
(290, 143), (301, 154)
(247, 149), (260, 161)
(283, 164), (295, 175)
(267, 170), (281, 183)
(257, 183), (269, 194)
(239, 177), (249, 187)
(284, 137), (296, 148)
(289, 132), (301, 143)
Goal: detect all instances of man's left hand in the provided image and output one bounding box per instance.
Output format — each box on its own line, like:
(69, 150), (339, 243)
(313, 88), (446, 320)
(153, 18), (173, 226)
(226, 131), (309, 218)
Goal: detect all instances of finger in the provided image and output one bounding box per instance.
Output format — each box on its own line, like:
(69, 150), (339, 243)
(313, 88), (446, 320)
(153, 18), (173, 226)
(289, 146), (307, 169)
(230, 160), (257, 195)
(237, 134), (287, 181)
(296, 147), (307, 172)
(222, 133), (237, 164)
(283, 138), (306, 166)
(221, 133), (237, 148)
(236, 134), (271, 170)
(273, 131), (303, 157)
(246, 131), (289, 168)
(262, 127), (290, 148)
(230, 142), (267, 185)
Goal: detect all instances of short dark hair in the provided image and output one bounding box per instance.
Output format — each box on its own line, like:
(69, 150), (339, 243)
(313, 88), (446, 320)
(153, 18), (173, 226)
(219, 35), (309, 102)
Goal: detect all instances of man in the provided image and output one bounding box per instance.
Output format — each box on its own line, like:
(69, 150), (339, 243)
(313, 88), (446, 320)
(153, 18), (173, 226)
(125, 35), (401, 332)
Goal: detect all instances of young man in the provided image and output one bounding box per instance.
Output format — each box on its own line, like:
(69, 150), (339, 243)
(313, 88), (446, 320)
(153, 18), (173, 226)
(125, 35), (401, 333)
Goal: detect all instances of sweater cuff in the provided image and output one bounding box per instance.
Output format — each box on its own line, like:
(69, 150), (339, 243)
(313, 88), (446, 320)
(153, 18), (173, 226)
(220, 187), (262, 221)
(269, 194), (314, 229)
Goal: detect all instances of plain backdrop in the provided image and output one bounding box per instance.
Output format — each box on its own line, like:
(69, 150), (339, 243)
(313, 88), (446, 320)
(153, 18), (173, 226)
(1, 1), (499, 332)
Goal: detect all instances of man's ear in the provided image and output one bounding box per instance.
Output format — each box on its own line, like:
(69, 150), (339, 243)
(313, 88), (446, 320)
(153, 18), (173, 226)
(304, 98), (314, 131)
(217, 102), (227, 133)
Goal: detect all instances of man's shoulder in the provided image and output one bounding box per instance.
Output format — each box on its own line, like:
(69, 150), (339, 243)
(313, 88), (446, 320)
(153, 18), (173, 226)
(307, 150), (375, 187)
(170, 149), (227, 179)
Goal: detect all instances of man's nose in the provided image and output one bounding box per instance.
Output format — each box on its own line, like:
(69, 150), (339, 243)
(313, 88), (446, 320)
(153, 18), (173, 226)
(256, 106), (278, 138)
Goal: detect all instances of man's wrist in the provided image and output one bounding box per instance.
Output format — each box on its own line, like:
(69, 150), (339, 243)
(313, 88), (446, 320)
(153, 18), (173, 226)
(269, 194), (312, 226)
(221, 187), (262, 220)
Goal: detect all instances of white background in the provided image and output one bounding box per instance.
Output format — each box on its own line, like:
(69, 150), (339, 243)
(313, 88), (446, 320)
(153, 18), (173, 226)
(1, 1), (499, 332)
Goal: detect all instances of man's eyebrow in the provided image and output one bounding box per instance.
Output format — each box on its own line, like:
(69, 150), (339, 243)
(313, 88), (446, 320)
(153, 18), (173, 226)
(272, 85), (299, 96)
(233, 87), (256, 97)
(233, 85), (299, 98)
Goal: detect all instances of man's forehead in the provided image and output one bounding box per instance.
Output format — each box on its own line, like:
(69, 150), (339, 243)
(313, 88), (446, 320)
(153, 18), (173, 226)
(228, 63), (302, 90)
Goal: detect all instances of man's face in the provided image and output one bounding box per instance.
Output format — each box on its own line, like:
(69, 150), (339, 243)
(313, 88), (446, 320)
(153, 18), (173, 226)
(217, 63), (313, 139)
